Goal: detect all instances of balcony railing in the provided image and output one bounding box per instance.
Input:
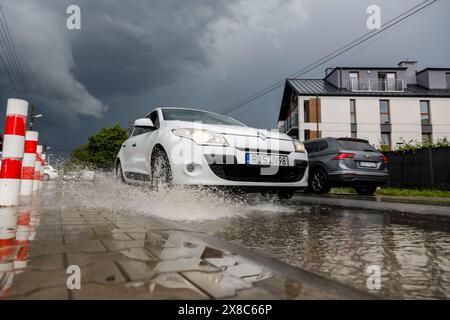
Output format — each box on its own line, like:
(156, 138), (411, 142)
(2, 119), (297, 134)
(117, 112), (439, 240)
(348, 79), (405, 92)
(279, 112), (298, 134)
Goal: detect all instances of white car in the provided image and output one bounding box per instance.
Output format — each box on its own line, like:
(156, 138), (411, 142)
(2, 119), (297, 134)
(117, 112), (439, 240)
(116, 107), (308, 199)
(43, 165), (59, 181)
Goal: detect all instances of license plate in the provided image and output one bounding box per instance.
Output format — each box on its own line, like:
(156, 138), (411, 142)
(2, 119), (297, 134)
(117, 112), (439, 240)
(246, 153), (289, 166)
(359, 161), (377, 168)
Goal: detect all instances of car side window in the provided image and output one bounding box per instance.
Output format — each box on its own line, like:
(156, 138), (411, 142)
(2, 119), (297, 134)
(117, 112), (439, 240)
(305, 142), (318, 153)
(132, 111), (160, 137)
(317, 141), (329, 152)
(148, 111), (160, 129)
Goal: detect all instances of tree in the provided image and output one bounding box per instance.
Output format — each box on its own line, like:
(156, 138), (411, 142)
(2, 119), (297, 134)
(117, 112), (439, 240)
(70, 125), (128, 169)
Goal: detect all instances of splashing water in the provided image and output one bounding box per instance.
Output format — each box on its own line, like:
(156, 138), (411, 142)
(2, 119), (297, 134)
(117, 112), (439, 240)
(56, 171), (296, 221)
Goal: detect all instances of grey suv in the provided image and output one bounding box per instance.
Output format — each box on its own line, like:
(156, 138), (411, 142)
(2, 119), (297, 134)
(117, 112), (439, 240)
(304, 137), (389, 195)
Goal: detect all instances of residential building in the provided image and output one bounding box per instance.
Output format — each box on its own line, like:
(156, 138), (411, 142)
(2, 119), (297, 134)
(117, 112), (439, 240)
(278, 61), (450, 149)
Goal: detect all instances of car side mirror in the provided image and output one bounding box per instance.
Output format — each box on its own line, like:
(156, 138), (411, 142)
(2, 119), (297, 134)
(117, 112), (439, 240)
(134, 118), (154, 128)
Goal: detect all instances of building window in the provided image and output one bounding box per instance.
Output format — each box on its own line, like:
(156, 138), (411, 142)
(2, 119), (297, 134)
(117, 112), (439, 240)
(379, 100), (390, 124)
(420, 100), (431, 125)
(303, 100), (310, 122)
(381, 133), (391, 149)
(304, 129), (321, 141)
(349, 72), (359, 90)
(350, 99), (356, 124)
(422, 133), (432, 144)
(446, 72), (450, 89)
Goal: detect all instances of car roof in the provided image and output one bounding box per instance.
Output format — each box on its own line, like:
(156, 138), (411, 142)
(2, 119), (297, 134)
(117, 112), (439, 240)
(305, 137), (370, 144)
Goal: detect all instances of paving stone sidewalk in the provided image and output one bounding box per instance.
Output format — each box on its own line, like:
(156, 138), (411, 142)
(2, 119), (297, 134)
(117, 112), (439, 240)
(0, 181), (373, 300)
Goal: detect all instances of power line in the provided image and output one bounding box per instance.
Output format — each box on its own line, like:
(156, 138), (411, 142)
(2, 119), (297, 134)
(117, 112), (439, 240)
(0, 5), (30, 100)
(221, 0), (440, 115)
(0, 4), (29, 100)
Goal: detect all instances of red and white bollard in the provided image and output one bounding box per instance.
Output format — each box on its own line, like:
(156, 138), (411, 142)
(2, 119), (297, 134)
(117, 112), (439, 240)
(0, 99), (29, 207)
(32, 145), (42, 194)
(19, 131), (39, 197)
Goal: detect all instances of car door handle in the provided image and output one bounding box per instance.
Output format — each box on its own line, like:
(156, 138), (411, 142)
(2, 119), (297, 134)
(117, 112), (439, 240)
(132, 143), (137, 147)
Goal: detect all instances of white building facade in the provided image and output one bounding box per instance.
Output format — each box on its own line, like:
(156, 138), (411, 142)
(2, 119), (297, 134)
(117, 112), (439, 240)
(278, 61), (450, 149)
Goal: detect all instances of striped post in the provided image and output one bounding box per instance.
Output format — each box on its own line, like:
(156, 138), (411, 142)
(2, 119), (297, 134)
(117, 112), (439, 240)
(19, 131), (38, 196)
(32, 145), (42, 194)
(0, 99), (29, 207)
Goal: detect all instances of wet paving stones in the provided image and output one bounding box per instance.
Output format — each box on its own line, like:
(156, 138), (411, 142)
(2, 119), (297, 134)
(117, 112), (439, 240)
(0, 181), (372, 300)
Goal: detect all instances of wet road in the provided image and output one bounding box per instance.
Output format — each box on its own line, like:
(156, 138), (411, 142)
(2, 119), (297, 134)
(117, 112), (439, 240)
(186, 202), (450, 299)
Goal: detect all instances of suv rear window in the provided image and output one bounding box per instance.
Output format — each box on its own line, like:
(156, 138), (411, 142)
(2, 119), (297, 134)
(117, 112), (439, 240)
(337, 140), (376, 152)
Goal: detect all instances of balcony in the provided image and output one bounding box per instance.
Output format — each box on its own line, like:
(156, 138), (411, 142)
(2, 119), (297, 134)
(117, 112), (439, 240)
(279, 112), (298, 136)
(348, 79), (405, 92)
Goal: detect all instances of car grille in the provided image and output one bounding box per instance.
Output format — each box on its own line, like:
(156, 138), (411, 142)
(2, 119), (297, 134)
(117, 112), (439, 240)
(209, 162), (307, 183)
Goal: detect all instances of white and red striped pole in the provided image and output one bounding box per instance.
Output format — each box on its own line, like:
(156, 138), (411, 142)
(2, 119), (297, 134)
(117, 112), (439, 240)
(19, 131), (38, 197)
(0, 99), (29, 207)
(32, 145), (42, 194)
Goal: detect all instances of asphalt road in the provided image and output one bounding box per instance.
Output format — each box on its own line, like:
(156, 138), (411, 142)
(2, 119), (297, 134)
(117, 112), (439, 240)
(185, 194), (450, 299)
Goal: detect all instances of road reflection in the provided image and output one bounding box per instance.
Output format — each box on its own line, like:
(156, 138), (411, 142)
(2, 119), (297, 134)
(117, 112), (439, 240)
(0, 197), (41, 297)
(190, 204), (450, 299)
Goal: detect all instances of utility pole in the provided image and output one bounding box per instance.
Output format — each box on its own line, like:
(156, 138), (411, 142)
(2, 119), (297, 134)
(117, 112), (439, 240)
(29, 104), (43, 130)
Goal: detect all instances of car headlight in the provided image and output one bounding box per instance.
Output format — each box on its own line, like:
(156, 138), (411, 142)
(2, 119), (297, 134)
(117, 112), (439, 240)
(172, 128), (229, 146)
(293, 139), (306, 153)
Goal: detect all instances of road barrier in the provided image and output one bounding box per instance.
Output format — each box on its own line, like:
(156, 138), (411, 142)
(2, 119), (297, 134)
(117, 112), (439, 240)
(0, 99), (29, 207)
(19, 131), (38, 197)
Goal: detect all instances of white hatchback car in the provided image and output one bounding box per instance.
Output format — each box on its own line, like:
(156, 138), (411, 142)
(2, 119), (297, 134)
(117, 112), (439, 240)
(116, 107), (308, 199)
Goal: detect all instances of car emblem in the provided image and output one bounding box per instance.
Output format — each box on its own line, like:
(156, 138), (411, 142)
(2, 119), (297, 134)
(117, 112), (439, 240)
(258, 132), (267, 140)
(365, 154), (369, 158)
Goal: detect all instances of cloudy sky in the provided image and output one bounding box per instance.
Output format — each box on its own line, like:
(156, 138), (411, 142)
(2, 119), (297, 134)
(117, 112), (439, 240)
(0, 0), (449, 153)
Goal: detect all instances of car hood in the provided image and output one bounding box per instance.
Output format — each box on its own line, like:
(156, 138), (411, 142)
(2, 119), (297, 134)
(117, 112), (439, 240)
(165, 121), (292, 141)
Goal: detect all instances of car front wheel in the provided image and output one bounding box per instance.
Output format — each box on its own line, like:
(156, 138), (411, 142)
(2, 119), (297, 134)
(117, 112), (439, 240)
(310, 168), (331, 194)
(354, 186), (377, 196)
(116, 161), (126, 183)
(151, 148), (173, 191)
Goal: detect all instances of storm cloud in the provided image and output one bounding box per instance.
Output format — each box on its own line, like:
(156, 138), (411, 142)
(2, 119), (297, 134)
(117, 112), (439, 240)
(0, 0), (448, 152)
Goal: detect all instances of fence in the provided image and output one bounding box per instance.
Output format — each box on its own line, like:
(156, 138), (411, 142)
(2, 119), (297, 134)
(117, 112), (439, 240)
(385, 147), (450, 190)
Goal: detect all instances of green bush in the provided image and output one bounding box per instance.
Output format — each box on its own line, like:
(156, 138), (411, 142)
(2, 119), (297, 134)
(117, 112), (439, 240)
(69, 125), (128, 169)
(376, 137), (450, 153)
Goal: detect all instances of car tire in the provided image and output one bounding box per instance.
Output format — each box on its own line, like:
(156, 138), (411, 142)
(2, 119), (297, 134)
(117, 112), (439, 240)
(277, 189), (295, 200)
(116, 161), (126, 183)
(310, 168), (331, 194)
(151, 147), (173, 191)
(354, 186), (377, 196)
(43, 174), (50, 181)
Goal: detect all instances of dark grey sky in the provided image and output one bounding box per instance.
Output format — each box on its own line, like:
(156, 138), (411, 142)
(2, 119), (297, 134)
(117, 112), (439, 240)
(0, 0), (449, 152)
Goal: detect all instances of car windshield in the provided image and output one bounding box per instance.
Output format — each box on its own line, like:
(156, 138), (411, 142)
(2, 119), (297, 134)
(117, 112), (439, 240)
(162, 109), (246, 126)
(337, 139), (377, 152)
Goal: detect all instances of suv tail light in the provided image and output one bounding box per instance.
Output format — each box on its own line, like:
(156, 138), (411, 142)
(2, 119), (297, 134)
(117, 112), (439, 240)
(333, 153), (355, 160)
(380, 155), (388, 164)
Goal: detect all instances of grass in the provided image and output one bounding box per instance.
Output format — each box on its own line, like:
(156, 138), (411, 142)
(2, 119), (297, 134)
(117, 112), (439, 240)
(331, 187), (450, 198)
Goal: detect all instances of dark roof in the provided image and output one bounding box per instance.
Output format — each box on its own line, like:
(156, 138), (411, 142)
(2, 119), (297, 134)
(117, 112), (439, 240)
(416, 68), (450, 75)
(287, 79), (450, 97)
